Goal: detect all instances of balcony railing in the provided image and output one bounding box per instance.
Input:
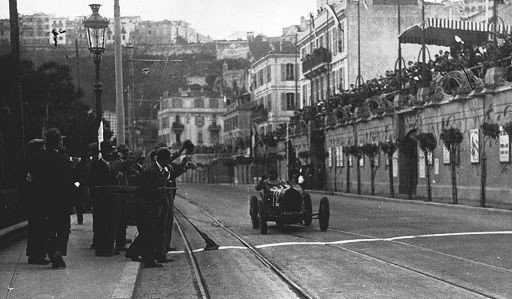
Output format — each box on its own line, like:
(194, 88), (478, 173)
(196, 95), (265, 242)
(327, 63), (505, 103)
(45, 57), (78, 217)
(302, 47), (332, 78)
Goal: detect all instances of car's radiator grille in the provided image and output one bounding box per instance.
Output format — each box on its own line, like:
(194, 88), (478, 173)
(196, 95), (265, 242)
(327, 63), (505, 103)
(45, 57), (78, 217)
(277, 188), (301, 212)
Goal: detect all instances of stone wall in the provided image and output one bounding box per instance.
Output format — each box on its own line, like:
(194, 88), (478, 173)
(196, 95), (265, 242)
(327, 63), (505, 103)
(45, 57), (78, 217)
(290, 86), (512, 205)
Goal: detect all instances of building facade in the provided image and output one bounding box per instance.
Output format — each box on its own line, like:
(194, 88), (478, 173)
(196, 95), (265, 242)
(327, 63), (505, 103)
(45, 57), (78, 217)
(249, 53), (300, 135)
(297, 0), (455, 108)
(158, 89), (225, 146)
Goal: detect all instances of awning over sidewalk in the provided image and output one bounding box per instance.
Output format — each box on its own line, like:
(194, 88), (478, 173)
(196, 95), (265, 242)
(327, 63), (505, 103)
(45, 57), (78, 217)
(399, 18), (512, 46)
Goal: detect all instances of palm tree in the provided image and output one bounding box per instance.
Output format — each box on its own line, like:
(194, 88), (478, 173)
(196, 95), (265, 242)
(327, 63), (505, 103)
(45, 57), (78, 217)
(416, 132), (437, 202)
(440, 128), (463, 204)
(361, 143), (380, 195)
(380, 141), (397, 198)
(480, 122), (500, 207)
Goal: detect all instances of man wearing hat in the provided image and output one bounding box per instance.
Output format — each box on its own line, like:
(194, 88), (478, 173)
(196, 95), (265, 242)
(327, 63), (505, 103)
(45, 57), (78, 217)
(127, 147), (173, 268)
(89, 141), (118, 256)
(25, 138), (49, 265)
(30, 128), (75, 268)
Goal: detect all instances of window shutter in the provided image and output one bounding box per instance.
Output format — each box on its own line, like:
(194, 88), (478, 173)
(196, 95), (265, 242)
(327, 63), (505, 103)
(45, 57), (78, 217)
(296, 92), (300, 109)
(281, 64), (286, 81)
(281, 93), (286, 111)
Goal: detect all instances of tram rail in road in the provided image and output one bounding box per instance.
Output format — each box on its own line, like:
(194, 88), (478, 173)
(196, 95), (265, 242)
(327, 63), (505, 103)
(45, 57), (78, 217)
(175, 189), (512, 299)
(175, 192), (315, 299)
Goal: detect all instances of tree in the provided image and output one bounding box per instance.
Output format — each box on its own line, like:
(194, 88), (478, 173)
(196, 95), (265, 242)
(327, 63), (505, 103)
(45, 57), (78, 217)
(2, 56), (109, 158)
(416, 132), (437, 202)
(343, 145), (352, 193)
(380, 140), (397, 198)
(480, 122), (500, 207)
(440, 128), (463, 204)
(346, 145), (363, 194)
(361, 143), (380, 195)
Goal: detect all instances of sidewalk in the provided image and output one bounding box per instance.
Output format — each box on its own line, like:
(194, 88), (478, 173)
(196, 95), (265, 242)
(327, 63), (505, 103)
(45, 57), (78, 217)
(0, 214), (139, 299)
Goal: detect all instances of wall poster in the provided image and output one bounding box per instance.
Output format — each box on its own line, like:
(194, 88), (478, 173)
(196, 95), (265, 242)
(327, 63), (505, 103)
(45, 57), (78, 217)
(427, 151), (433, 165)
(392, 152), (398, 177)
(419, 152), (426, 178)
(499, 126), (510, 163)
(470, 129), (479, 164)
(443, 144), (450, 164)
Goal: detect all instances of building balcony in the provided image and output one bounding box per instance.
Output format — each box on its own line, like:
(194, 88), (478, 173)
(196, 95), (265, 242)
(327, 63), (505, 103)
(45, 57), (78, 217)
(171, 122), (184, 134)
(250, 104), (268, 122)
(209, 123), (221, 132)
(302, 47), (332, 79)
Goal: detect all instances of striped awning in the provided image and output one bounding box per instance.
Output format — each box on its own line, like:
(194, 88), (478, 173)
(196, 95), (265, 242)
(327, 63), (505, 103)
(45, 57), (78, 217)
(399, 18), (512, 46)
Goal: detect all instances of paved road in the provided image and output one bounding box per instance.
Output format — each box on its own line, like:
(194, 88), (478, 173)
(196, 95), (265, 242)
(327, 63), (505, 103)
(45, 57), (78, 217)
(134, 183), (512, 298)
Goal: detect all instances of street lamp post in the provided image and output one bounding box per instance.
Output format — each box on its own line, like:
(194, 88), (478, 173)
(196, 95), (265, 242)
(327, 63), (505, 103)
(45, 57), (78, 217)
(83, 4), (109, 128)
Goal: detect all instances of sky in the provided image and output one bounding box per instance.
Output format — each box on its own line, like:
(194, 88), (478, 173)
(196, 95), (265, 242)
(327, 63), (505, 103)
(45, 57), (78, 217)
(0, 0), (317, 39)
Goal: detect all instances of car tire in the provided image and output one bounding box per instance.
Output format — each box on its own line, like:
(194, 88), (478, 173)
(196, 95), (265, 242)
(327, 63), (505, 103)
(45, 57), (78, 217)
(258, 200), (267, 235)
(303, 192), (312, 226)
(250, 196), (259, 229)
(319, 197), (330, 231)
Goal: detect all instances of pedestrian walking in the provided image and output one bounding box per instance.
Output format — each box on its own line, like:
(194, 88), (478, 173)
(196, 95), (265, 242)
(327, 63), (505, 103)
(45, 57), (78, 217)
(30, 128), (75, 268)
(25, 138), (49, 265)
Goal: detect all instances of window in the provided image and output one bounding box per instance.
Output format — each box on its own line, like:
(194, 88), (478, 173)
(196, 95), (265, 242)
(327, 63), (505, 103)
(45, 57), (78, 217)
(258, 70), (264, 87)
(175, 115), (180, 122)
(282, 63), (294, 81)
(286, 93), (295, 110)
(267, 94), (272, 112)
(194, 98), (204, 108)
(266, 65), (271, 83)
(209, 98), (218, 108)
(197, 131), (203, 144)
(332, 28), (338, 56)
(320, 76), (324, 100)
(338, 23), (344, 53)
(148, 30), (152, 35)
(302, 85), (308, 107)
(160, 117), (169, 129)
(161, 100), (168, 110)
(172, 98), (182, 108)
(319, 35), (324, 48)
(331, 71), (336, 94)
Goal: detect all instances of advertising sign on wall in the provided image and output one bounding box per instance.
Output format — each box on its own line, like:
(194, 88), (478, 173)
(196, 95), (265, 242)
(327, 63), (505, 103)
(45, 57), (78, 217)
(392, 152), (398, 177)
(443, 144), (450, 164)
(419, 152), (425, 178)
(470, 129), (479, 163)
(499, 126), (510, 163)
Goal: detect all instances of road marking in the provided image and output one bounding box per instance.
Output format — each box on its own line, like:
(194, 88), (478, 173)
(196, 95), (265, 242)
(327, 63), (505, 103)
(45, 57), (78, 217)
(168, 231), (512, 253)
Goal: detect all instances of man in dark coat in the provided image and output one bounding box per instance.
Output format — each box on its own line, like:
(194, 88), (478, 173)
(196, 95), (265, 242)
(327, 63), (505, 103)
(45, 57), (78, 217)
(30, 128), (74, 268)
(25, 138), (49, 265)
(89, 141), (118, 256)
(126, 147), (173, 268)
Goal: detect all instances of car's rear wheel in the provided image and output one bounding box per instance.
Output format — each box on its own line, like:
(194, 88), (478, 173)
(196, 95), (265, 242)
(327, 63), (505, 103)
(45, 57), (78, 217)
(319, 197), (330, 231)
(303, 192), (312, 226)
(249, 196), (259, 229)
(258, 200), (267, 235)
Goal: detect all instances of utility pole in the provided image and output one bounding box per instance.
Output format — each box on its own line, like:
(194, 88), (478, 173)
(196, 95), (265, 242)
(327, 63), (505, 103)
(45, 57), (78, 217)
(126, 44), (135, 150)
(9, 0), (26, 190)
(75, 39), (81, 93)
(114, 0), (126, 145)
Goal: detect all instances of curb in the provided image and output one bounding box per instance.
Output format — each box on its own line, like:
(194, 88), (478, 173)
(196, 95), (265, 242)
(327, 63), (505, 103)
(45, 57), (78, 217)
(307, 190), (512, 214)
(0, 220), (28, 238)
(111, 261), (141, 299)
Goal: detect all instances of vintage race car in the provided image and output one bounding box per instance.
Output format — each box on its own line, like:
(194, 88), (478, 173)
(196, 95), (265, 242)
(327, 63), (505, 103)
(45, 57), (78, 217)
(249, 181), (329, 234)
